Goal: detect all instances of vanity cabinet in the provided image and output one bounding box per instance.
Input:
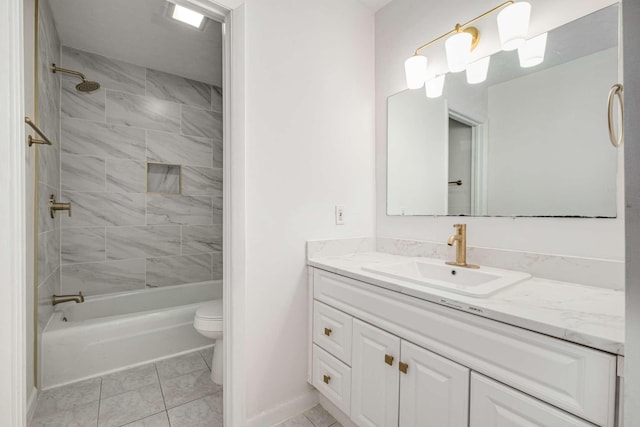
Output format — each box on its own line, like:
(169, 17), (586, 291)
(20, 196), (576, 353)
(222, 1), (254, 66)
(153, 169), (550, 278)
(309, 268), (619, 427)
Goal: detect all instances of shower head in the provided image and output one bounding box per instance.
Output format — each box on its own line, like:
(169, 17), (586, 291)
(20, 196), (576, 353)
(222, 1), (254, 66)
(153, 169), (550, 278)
(51, 64), (101, 93)
(75, 80), (101, 93)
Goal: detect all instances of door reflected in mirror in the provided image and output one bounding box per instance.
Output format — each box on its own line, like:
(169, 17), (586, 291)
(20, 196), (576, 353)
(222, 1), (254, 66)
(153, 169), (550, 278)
(387, 5), (619, 218)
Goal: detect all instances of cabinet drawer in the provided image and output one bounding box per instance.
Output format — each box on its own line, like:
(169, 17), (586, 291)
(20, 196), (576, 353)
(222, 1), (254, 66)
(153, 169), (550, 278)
(471, 373), (596, 426)
(313, 269), (617, 427)
(314, 300), (353, 364)
(313, 344), (351, 416)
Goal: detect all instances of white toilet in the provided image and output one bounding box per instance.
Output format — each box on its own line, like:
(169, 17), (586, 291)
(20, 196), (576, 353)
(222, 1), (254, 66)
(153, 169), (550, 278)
(193, 299), (223, 385)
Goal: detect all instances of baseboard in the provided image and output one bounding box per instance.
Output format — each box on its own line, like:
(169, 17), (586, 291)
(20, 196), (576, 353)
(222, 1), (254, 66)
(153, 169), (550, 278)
(27, 386), (38, 424)
(246, 388), (319, 427)
(318, 394), (358, 427)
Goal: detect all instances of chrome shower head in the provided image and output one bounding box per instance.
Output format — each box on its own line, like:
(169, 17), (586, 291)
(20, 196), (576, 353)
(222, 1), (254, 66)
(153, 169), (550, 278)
(51, 64), (101, 93)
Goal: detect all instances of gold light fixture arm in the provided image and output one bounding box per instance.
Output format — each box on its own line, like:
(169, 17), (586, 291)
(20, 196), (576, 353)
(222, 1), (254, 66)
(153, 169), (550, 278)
(413, 0), (514, 56)
(24, 116), (54, 147)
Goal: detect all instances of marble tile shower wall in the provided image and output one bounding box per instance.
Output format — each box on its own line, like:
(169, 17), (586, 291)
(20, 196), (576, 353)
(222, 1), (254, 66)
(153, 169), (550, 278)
(59, 46), (223, 296)
(36, 0), (61, 330)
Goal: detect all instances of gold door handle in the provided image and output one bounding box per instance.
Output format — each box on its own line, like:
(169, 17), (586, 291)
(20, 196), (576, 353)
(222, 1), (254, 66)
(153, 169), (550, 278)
(399, 362), (409, 374)
(607, 83), (624, 148)
(384, 354), (394, 366)
(323, 374), (331, 384)
(324, 327), (332, 336)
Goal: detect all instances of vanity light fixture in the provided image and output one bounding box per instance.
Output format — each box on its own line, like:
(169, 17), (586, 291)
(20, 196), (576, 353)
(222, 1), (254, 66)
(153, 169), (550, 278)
(168, 3), (206, 29)
(425, 75), (446, 98)
(466, 56), (491, 84)
(403, 1), (531, 88)
(518, 32), (548, 68)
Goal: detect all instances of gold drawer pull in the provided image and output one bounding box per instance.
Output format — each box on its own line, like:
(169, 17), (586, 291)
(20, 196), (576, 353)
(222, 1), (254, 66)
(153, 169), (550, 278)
(385, 354), (394, 366)
(324, 327), (332, 336)
(399, 362), (408, 374)
(323, 374), (331, 384)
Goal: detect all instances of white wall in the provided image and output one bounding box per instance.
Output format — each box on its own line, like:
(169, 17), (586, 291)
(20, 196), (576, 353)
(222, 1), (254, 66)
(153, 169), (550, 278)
(243, 0), (375, 422)
(375, 0), (624, 260)
(448, 119), (472, 215)
(487, 48), (618, 217)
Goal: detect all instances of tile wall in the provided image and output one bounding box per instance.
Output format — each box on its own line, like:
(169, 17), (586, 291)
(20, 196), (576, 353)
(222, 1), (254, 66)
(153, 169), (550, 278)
(58, 46), (223, 296)
(36, 0), (61, 332)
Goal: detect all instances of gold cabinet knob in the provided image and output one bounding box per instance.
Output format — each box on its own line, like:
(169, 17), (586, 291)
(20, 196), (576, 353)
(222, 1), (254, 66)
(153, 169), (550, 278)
(323, 374), (331, 384)
(324, 327), (332, 336)
(384, 354), (394, 366)
(399, 362), (408, 374)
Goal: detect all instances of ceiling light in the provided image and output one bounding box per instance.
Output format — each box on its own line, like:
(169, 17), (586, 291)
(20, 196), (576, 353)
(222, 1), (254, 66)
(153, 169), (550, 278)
(497, 2), (531, 51)
(466, 56), (490, 84)
(404, 56), (428, 89)
(170, 4), (205, 29)
(518, 32), (547, 68)
(445, 31), (473, 73)
(425, 75), (446, 98)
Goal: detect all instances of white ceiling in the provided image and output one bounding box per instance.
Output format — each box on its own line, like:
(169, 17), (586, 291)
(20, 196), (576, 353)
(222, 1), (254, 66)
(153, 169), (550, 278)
(358, 0), (394, 12)
(48, 0), (223, 86)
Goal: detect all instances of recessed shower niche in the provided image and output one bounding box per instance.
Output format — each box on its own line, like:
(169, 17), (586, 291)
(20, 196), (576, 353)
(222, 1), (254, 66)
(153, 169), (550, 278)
(147, 162), (182, 194)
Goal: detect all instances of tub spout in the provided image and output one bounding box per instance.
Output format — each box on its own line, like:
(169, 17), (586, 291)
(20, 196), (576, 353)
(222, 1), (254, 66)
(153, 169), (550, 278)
(52, 292), (84, 306)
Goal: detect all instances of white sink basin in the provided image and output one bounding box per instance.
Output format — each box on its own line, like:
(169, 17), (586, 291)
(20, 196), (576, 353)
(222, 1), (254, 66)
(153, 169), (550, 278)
(362, 259), (531, 297)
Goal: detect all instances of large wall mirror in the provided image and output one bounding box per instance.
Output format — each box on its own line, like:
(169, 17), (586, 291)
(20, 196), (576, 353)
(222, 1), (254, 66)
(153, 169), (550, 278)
(387, 4), (619, 217)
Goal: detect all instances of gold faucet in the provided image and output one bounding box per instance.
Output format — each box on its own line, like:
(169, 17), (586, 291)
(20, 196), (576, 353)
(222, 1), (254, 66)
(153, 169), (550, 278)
(52, 292), (84, 306)
(446, 224), (479, 269)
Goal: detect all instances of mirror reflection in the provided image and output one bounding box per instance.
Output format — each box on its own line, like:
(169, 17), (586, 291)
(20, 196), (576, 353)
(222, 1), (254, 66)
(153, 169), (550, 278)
(387, 5), (618, 217)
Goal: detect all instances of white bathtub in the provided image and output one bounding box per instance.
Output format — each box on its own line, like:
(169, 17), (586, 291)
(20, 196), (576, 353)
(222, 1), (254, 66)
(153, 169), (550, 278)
(41, 280), (222, 389)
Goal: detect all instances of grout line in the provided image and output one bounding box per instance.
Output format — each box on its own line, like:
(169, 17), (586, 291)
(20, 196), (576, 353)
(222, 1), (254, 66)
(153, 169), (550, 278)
(96, 377), (102, 426)
(154, 364), (168, 411)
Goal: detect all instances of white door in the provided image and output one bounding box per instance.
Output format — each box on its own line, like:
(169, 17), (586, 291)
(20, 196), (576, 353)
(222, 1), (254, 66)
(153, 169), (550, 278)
(470, 373), (595, 427)
(399, 340), (470, 427)
(351, 319), (400, 427)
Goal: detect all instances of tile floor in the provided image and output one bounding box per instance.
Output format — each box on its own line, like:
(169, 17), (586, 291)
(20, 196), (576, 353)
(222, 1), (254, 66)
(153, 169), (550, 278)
(31, 347), (221, 427)
(275, 405), (343, 427)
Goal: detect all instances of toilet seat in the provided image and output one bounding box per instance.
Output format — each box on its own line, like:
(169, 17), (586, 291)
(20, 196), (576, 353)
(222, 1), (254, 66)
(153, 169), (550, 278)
(194, 300), (223, 333)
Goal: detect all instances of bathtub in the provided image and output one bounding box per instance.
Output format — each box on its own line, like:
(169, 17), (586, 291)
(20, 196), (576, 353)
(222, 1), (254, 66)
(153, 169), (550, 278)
(41, 280), (222, 389)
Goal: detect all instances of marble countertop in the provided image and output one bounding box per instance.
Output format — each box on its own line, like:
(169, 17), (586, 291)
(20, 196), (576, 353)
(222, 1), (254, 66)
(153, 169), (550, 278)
(308, 252), (624, 355)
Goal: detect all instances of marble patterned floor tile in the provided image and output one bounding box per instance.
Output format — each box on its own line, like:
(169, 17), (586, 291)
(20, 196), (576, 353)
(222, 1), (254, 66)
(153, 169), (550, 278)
(61, 118), (145, 160)
(61, 227), (106, 264)
(303, 405), (337, 427)
(182, 225), (222, 254)
(146, 194), (213, 225)
(106, 91), (180, 133)
(106, 225), (181, 260)
(146, 130), (213, 168)
(199, 347), (214, 370)
(98, 382), (165, 427)
(160, 368), (220, 409)
(182, 166), (222, 195)
(62, 46), (146, 95)
(212, 138), (223, 168)
(182, 106), (222, 139)
(147, 163), (181, 194)
(61, 192), (146, 227)
(211, 85), (222, 113)
(156, 351), (208, 381)
(31, 399), (99, 427)
(166, 391), (223, 426)
(146, 254), (213, 287)
(277, 413), (314, 427)
(101, 363), (159, 399)
(106, 159), (146, 193)
(122, 411), (170, 427)
(34, 377), (101, 418)
(61, 79), (106, 122)
(61, 259), (145, 296)
(61, 155), (106, 192)
(146, 68), (211, 109)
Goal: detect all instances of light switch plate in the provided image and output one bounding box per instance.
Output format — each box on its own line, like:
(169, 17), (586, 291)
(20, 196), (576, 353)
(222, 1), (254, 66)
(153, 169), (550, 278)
(335, 205), (345, 225)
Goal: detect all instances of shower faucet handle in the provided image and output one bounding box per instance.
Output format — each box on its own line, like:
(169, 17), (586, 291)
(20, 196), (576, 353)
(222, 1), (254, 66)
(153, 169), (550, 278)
(49, 194), (72, 219)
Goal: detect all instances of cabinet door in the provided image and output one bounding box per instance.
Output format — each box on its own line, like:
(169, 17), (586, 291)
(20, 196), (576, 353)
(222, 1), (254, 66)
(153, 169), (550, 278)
(351, 319), (400, 427)
(470, 373), (596, 427)
(399, 340), (469, 427)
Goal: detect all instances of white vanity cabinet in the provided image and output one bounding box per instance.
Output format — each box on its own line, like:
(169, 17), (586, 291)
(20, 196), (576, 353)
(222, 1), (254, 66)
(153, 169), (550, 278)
(309, 267), (620, 427)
